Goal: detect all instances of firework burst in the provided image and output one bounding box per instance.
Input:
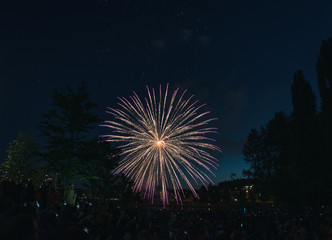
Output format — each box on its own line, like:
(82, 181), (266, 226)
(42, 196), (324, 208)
(101, 84), (220, 206)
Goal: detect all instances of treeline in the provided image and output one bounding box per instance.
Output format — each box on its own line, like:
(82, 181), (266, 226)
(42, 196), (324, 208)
(243, 38), (332, 207)
(0, 84), (136, 204)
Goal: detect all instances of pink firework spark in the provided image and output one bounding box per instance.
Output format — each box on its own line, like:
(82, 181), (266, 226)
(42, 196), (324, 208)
(101, 84), (220, 207)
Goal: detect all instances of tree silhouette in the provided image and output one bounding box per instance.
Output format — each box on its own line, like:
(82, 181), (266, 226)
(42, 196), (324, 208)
(290, 70), (325, 205)
(264, 112), (291, 174)
(316, 38), (332, 202)
(82, 139), (126, 203)
(264, 112), (292, 197)
(1, 132), (44, 186)
(241, 38), (332, 206)
(242, 127), (268, 182)
(39, 83), (100, 187)
(316, 38), (332, 156)
(243, 112), (292, 202)
(317, 38), (332, 115)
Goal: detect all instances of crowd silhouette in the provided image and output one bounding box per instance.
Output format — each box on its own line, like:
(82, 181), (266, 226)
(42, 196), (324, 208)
(0, 181), (332, 240)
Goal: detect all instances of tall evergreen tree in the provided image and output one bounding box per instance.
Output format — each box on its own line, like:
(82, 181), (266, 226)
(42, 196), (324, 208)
(264, 112), (291, 173)
(316, 39), (332, 155)
(291, 70), (327, 205)
(264, 112), (293, 204)
(291, 71), (317, 118)
(39, 83), (100, 187)
(316, 38), (332, 114)
(291, 71), (318, 162)
(316, 39), (332, 203)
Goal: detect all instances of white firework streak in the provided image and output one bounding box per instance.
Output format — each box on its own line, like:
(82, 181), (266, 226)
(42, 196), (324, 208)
(100, 84), (221, 207)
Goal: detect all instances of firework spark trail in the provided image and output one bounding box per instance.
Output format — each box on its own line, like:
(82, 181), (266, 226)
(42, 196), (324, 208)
(101, 84), (221, 207)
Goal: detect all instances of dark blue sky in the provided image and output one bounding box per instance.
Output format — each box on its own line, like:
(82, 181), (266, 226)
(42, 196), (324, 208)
(1, 0), (332, 183)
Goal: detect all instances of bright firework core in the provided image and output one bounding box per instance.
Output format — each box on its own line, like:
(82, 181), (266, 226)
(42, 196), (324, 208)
(156, 140), (165, 147)
(101, 84), (220, 207)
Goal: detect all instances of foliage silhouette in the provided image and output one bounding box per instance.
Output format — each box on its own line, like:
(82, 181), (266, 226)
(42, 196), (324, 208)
(38, 83), (100, 187)
(243, 38), (332, 206)
(1, 132), (45, 187)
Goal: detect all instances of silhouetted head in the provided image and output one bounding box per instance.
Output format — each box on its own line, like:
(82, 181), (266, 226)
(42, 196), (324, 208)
(62, 225), (90, 240)
(2, 214), (38, 240)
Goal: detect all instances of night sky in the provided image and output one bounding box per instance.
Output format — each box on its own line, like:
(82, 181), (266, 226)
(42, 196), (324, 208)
(1, 0), (332, 183)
